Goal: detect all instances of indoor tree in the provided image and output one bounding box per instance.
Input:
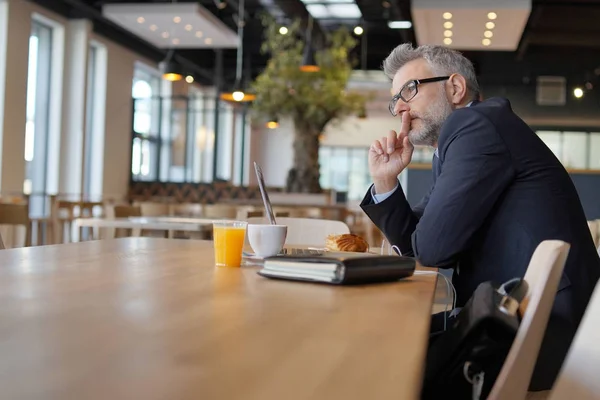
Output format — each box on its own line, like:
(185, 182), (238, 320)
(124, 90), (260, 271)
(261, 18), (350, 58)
(250, 15), (370, 193)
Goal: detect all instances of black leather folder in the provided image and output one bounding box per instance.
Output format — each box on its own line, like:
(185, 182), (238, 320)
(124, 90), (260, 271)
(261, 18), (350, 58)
(257, 252), (416, 285)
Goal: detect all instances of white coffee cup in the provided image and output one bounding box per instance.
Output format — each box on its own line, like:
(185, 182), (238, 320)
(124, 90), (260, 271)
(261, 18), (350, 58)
(247, 224), (288, 258)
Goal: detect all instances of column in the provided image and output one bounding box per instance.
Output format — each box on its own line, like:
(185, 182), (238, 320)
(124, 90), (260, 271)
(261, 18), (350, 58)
(0, 0), (32, 193)
(59, 19), (91, 198)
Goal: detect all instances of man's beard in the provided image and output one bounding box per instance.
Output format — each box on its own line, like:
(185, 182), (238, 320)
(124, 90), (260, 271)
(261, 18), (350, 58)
(408, 91), (454, 147)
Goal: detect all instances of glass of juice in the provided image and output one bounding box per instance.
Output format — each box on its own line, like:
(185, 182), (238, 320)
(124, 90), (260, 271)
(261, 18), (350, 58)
(213, 221), (248, 267)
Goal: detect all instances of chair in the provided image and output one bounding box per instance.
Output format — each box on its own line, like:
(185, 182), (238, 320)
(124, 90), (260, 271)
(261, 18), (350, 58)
(545, 279), (600, 400)
(113, 205), (142, 238)
(0, 203), (32, 248)
(487, 240), (570, 400)
(587, 221), (599, 248)
(246, 217), (350, 247)
(203, 204), (238, 219)
(114, 205), (142, 218)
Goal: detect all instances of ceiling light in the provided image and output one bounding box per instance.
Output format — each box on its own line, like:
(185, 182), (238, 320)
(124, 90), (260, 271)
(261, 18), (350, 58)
(388, 20), (412, 29)
(486, 21), (495, 29)
(204, 38), (212, 44)
(185, 24), (193, 31)
(443, 37), (452, 45)
(279, 26), (288, 35)
(137, 17), (145, 24)
(306, 4), (329, 18)
(162, 32), (169, 38)
(484, 31), (493, 38)
(444, 30), (452, 37)
(354, 26), (364, 35)
(444, 21), (453, 29)
(266, 118), (279, 129)
(382, 1), (391, 8)
(232, 91), (245, 101)
(185, 75), (194, 84)
(173, 16), (181, 23)
(482, 38), (491, 46)
(443, 12), (452, 19)
(574, 87), (584, 98)
(216, 1), (227, 9)
(150, 24), (158, 31)
(195, 31), (203, 38)
(487, 12), (497, 20)
(328, 4), (362, 18)
(172, 38), (180, 45)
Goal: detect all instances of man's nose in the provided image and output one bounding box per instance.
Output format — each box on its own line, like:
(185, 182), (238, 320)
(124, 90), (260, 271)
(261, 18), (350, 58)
(394, 100), (410, 116)
(395, 102), (410, 116)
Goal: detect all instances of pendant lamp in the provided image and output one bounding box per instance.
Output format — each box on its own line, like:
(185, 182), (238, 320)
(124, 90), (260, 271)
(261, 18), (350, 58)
(220, 0), (256, 102)
(160, 49), (184, 81)
(300, 15), (319, 72)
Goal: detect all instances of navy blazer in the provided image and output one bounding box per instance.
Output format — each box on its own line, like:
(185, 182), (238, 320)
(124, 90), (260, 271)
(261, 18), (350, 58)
(361, 97), (600, 390)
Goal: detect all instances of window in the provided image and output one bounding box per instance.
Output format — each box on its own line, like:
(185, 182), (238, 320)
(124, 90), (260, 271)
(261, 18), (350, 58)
(129, 81), (247, 184)
(215, 102), (235, 181)
(188, 88), (214, 183)
(536, 130), (600, 170)
(412, 146), (436, 163)
(131, 64), (161, 181)
(24, 21), (53, 217)
(319, 146), (371, 201)
(537, 131), (562, 160)
(590, 134), (600, 170)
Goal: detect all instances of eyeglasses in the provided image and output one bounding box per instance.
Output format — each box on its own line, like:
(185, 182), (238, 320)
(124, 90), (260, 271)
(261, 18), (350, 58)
(389, 76), (450, 116)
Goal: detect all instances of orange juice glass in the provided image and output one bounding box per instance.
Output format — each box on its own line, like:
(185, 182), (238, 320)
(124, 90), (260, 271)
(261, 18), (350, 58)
(213, 221), (248, 267)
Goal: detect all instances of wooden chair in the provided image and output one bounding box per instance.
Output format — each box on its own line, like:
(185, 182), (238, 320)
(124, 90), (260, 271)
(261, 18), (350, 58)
(53, 199), (104, 243)
(170, 203), (203, 217)
(203, 204), (238, 219)
(0, 203), (31, 248)
(113, 205), (142, 238)
(246, 217), (350, 247)
(135, 202), (170, 217)
(587, 220), (599, 248)
(487, 240), (570, 400)
(546, 279), (600, 400)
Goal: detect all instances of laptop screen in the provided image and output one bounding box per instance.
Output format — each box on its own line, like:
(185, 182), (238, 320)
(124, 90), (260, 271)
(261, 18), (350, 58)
(253, 162), (277, 224)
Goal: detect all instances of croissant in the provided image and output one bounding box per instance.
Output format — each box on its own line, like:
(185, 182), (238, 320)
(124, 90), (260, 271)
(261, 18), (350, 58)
(325, 233), (369, 253)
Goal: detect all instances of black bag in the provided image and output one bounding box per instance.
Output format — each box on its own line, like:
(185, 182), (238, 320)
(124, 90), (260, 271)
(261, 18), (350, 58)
(421, 278), (528, 400)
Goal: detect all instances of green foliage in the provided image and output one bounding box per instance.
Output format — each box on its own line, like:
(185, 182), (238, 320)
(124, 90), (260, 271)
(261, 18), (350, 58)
(250, 14), (369, 131)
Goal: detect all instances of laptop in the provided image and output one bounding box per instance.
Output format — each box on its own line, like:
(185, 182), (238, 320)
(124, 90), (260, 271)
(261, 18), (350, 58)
(251, 162), (323, 256)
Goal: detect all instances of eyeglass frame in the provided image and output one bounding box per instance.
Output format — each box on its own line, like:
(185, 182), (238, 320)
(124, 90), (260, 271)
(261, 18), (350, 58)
(389, 76), (450, 116)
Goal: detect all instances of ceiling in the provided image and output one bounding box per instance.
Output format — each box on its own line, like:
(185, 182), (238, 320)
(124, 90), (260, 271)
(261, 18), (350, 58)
(102, 2), (239, 48)
(29, 0), (600, 92)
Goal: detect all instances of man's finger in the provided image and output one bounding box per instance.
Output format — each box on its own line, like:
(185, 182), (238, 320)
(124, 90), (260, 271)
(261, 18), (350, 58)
(370, 140), (384, 155)
(386, 130), (398, 154)
(380, 137), (388, 154)
(400, 112), (411, 135)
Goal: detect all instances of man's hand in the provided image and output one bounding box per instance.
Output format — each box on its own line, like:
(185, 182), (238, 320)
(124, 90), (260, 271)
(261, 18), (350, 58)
(368, 113), (414, 194)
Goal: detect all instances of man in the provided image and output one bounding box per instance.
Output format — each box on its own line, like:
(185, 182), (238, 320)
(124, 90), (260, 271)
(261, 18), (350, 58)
(360, 43), (600, 390)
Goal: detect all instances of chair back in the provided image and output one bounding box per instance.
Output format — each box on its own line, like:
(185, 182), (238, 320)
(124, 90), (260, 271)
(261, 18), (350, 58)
(246, 217), (350, 246)
(488, 240), (570, 400)
(548, 279), (600, 400)
(0, 203), (31, 248)
(114, 205), (142, 218)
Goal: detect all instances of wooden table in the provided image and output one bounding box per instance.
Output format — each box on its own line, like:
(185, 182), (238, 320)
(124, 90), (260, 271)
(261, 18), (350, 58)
(0, 238), (437, 400)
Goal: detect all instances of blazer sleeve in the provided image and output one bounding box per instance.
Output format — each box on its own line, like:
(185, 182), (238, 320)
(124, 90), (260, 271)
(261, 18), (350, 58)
(412, 110), (516, 268)
(360, 182), (433, 256)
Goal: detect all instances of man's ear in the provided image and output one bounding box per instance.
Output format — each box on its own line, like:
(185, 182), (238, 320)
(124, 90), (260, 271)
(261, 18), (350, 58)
(447, 73), (468, 105)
